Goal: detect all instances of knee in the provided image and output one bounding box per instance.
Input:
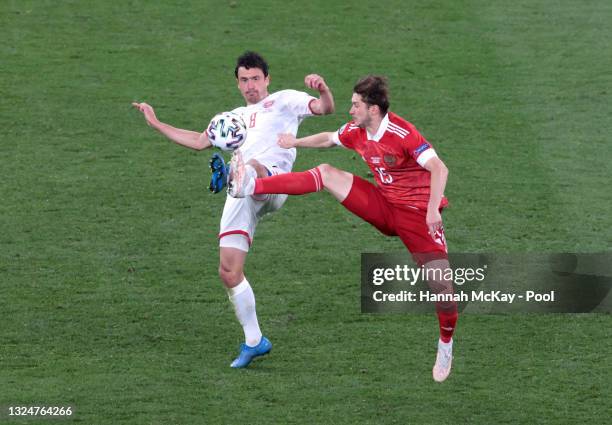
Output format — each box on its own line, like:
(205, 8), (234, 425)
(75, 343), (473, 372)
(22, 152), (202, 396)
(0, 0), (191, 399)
(218, 263), (243, 287)
(317, 163), (333, 175)
(317, 163), (343, 183)
(316, 163), (352, 193)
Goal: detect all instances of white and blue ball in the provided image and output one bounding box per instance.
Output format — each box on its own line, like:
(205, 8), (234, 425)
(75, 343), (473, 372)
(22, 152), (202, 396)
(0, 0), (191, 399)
(206, 111), (247, 151)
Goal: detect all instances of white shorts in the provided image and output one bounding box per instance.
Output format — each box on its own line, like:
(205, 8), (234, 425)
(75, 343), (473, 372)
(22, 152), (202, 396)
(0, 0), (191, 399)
(218, 158), (290, 252)
(218, 193), (288, 252)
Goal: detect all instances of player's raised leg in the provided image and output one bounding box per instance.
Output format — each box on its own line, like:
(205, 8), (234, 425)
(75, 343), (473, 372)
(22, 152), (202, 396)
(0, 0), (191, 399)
(219, 244), (271, 368)
(229, 152), (353, 202)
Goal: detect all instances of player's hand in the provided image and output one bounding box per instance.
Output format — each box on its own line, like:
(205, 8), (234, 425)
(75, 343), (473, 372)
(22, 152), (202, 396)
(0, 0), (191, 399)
(304, 74), (329, 92)
(426, 208), (444, 240)
(131, 102), (159, 128)
(277, 133), (298, 149)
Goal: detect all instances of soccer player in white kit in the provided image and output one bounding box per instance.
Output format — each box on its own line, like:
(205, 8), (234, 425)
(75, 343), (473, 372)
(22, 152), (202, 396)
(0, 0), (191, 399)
(132, 51), (335, 368)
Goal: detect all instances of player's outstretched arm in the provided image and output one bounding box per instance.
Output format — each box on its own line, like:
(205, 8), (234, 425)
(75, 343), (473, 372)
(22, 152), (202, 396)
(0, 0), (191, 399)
(423, 156), (449, 236)
(278, 132), (336, 149)
(132, 102), (211, 151)
(304, 74), (335, 115)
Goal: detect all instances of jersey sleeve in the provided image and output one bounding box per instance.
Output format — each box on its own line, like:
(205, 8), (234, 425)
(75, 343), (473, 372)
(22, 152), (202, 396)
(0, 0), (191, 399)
(332, 122), (357, 149)
(281, 89), (318, 119)
(405, 131), (438, 167)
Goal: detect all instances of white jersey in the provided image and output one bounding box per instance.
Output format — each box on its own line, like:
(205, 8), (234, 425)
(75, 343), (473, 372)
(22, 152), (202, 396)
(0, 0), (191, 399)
(218, 89), (317, 251)
(231, 89), (316, 172)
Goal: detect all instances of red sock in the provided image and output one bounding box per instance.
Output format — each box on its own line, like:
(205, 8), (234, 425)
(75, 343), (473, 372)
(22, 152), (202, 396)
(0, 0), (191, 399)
(254, 167), (323, 195)
(436, 302), (458, 343)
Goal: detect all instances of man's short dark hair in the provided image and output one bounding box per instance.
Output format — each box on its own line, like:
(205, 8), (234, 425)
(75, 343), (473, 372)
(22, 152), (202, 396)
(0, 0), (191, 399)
(235, 51), (269, 78)
(353, 75), (389, 115)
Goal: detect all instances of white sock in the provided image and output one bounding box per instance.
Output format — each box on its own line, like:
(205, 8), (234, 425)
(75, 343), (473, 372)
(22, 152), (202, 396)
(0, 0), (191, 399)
(438, 338), (453, 352)
(244, 165), (257, 196)
(227, 278), (262, 347)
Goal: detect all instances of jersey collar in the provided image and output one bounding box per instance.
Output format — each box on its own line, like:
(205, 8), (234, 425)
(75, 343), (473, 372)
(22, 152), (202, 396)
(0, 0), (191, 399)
(366, 113), (389, 142)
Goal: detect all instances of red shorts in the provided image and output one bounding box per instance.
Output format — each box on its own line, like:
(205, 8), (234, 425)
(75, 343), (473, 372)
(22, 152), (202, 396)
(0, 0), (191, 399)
(341, 176), (448, 265)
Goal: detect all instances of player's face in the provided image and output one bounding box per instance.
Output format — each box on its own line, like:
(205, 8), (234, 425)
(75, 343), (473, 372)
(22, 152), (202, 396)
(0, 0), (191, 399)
(349, 93), (374, 128)
(237, 67), (270, 105)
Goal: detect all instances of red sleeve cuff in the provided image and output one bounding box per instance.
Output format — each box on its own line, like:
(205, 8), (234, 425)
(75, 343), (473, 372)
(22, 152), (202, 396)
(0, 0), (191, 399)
(308, 98), (321, 115)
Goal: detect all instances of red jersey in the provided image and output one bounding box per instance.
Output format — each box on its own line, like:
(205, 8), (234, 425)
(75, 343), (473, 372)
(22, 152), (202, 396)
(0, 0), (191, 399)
(333, 112), (448, 211)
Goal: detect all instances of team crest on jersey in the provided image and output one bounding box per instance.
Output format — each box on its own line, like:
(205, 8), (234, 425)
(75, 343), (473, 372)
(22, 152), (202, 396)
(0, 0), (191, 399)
(383, 154), (396, 165)
(414, 143), (430, 155)
(263, 100), (275, 108)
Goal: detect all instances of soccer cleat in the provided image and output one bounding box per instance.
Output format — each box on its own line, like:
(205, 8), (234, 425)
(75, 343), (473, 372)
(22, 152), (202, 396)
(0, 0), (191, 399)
(230, 336), (272, 368)
(433, 339), (453, 382)
(227, 150), (250, 198)
(209, 153), (228, 193)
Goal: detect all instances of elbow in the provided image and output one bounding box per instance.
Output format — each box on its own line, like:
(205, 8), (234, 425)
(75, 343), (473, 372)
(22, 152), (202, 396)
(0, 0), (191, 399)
(194, 134), (211, 151)
(430, 159), (448, 178)
(441, 162), (448, 177)
(439, 163), (449, 180)
(317, 98), (334, 115)
(189, 141), (205, 151)
(189, 139), (209, 151)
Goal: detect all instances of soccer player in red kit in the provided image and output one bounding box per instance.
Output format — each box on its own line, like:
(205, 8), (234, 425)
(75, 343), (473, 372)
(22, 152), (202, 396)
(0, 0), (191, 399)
(229, 75), (458, 382)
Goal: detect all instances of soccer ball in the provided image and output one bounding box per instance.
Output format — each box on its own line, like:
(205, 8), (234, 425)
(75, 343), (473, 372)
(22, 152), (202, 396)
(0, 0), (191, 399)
(206, 111), (247, 151)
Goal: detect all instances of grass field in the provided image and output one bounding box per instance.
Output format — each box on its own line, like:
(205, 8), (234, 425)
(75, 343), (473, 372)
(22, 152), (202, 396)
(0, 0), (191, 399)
(1, 0), (611, 423)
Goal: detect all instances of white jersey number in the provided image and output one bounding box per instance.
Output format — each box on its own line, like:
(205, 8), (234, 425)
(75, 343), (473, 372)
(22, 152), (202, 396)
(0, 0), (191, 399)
(375, 167), (393, 184)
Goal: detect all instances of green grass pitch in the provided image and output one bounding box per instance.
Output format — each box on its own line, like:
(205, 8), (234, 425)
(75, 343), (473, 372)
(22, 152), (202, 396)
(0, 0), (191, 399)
(1, 1), (611, 423)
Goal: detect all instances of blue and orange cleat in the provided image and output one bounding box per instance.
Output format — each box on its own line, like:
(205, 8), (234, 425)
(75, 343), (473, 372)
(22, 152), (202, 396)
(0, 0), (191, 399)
(230, 336), (272, 368)
(209, 153), (229, 193)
